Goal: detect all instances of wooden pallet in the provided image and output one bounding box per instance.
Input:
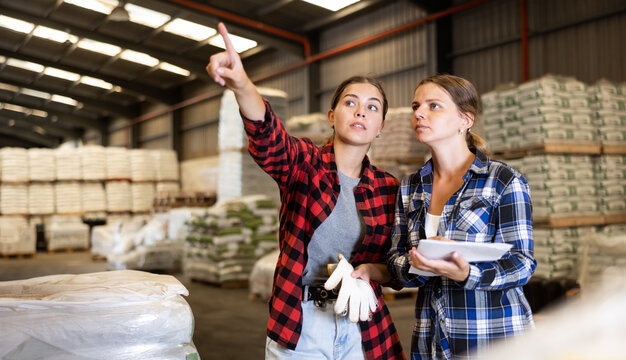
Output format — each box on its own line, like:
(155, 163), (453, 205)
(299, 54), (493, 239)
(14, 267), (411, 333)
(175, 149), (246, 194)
(91, 254), (107, 262)
(602, 144), (626, 154)
(534, 212), (626, 228)
(47, 247), (89, 254)
(191, 278), (249, 288)
(1, 252), (35, 259)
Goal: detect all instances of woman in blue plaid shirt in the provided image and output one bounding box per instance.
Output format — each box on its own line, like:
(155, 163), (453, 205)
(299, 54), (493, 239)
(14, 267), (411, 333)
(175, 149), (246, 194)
(387, 74), (536, 359)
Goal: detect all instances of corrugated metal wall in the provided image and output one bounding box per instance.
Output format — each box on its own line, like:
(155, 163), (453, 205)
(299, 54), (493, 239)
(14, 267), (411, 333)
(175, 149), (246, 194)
(451, 0), (626, 94)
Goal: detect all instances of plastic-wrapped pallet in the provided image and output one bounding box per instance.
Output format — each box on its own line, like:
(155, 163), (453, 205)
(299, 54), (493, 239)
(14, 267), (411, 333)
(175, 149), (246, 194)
(81, 145), (107, 180)
(129, 149), (155, 182)
(91, 215), (144, 258)
(588, 79), (626, 147)
(217, 150), (280, 204)
(45, 215), (89, 251)
(151, 149), (179, 181)
(0, 270), (200, 360)
(533, 227), (594, 280)
(28, 183), (54, 215)
(285, 112), (331, 145)
(106, 147), (131, 179)
(184, 195), (279, 284)
(55, 182), (82, 214)
(0, 184), (28, 215)
(0, 147), (29, 182)
(0, 215), (36, 256)
(578, 224), (626, 291)
(55, 148), (82, 181)
(131, 182), (155, 212)
(249, 248), (279, 301)
(82, 182), (106, 213)
(106, 180), (132, 212)
(28, 148), (55, 181)
(517, 155), (598, 218)
(106, 215), (182, 272)
(597, 155), (626, 214)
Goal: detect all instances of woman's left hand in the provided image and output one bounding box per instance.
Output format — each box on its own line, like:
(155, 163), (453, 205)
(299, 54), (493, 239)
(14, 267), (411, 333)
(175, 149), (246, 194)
(410, 242), (470, 282)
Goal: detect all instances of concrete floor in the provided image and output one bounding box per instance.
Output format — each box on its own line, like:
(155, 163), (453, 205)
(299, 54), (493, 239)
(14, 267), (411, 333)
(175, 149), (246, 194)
(0, 252), (417, 359)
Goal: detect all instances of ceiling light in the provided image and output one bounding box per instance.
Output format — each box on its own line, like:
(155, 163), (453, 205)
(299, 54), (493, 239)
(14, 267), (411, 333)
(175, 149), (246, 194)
(208, 34), (257, 53)
(109, 1), (130, 22)
(32, 110), (48, 118)
(159, 62), (190, 77)
(51, 94), (78, 106)
(6, 59), (45, 73)
(3, 103), (30, 114)
(301, 0), (359, 11)
(21, 88), (51, 100)
(80, 76), (114, 90)
(164, 18), (216, 41)
(0, 83), (20, 92)
(120, 50), (159, 67)
(43, 67), (81, 81)
(33, 26), (78, 43)
(0, 15), (35, 33)
(33, 126), (47, 135)
(126, 3), (170, 28)
(77, 39), (121, 56)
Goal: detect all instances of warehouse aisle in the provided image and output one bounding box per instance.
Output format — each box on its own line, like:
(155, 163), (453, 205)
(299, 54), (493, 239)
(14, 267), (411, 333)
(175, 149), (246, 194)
(0, 252), (417, 359)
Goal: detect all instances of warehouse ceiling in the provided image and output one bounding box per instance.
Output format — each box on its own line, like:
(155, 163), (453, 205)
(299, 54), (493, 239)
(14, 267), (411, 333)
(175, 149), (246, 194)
(0, 0), (391, 148)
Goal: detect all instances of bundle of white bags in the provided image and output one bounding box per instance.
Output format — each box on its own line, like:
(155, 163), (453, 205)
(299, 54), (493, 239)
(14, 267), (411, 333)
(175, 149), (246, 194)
(0, 270), (200, 360)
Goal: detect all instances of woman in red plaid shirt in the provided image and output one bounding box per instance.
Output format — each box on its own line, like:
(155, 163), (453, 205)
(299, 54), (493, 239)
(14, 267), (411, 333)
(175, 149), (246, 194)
(207, 23), (405, 359)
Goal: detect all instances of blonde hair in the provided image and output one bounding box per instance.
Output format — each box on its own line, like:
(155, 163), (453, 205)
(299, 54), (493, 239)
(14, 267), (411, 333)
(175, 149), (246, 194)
(417, 74), (488, 155)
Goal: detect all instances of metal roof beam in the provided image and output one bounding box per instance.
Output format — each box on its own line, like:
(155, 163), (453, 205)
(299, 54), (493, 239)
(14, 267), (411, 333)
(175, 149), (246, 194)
(0, 118), (61, 148)
(0, 100), (106, 132)
(0, 114), (83, 139)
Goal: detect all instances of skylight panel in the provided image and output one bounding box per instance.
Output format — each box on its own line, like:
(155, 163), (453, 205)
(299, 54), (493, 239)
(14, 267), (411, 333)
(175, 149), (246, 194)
(32, 109), (48, 118)
(126, 3), (171, 28)
(33, 26), (78, 43)
(51, 94), (78, 106)
(2, 103), (30, 114)
(159, 62), (190, 77)
(64, 0), (116, 14)
(301, 0), (359, 11)
(0, 83), (19, 92)
(163, 18), (216, 41)
(208, 34), (257, 53)
(0, 15), (35, 33)
(120, 50), (159, 67)
(21, 88), (51, 100)
(43, 67), (81, 81)
(80, 76), (114, 90)
(77, 39), (121, 56)
(6, 59), (44, 73)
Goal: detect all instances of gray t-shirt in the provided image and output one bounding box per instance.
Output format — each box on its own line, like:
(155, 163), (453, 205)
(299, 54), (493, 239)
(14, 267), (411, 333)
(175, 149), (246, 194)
(301, 170), (366, 286)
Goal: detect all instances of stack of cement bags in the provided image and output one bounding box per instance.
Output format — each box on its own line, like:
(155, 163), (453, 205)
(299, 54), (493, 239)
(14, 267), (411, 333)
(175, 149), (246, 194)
(1, 148), (29, 182)
(28, 148), (55, 181)
(533, 227), (594, 280)
(285, 112), (331, 145)
(597, 155), (626, 214)
(0, 216), (36, 255)
(81, 145), (106, 180)
(184, 195), (279, 284)
(589, 80), (626, 147)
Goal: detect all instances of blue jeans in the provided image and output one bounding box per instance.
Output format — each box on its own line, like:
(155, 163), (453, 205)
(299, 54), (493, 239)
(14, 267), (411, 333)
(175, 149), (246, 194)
(265, 298), (365, 359)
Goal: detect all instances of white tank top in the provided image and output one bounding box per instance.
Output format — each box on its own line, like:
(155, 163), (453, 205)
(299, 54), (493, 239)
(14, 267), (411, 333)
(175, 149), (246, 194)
(425, 212), (441, 239)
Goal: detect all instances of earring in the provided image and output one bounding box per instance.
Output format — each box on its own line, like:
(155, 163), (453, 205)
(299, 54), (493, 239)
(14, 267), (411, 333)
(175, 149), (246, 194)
(458, 128), (464, 135)
(376, 133), (382, 138)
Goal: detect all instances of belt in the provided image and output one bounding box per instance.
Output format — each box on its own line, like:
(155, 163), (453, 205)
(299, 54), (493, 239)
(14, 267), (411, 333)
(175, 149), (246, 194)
(303, 285), (338, 307)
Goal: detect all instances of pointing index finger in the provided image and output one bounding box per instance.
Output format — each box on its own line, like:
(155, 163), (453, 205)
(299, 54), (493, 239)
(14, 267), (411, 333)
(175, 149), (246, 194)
(218, 22), (237, 56)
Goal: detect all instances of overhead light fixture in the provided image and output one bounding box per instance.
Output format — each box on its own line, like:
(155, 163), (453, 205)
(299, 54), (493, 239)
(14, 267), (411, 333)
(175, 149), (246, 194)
(159, 62), (190, 77)
(301, 0), (359, 11)
(126, 3), (170, 28)
(109, 0), (130, 22)
(33, 26), (78, 43)
(6, 58), (45, 73)
(31, 110), (48, 118)
(0, 15), (35, 33)
(208, 33), (257, 53)
(77, 38), (121, 56)
(21, 88), (51, 100)
(80, 76), (114, 90)
(43, 67), (81, 81)
(51, 94), (78, 106)
(120, 49), (159, 67)
(163, 18), (216, 41)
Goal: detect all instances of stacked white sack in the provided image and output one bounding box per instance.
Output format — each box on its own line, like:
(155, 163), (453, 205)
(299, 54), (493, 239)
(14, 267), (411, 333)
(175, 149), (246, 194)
(82, 182), (106, 212)
(106, 180), (132, 212)
(131, 182), (155, 212)
(129, 149), (155, 182)
(285, 112), (330, 145)
(28, 148), (55, 181)
(0, 270), (199, 360)
(45, 215), (89, 251)
(0, 147), (28, 182)
(1, 184), (28, 215)
(28, 183), (55, 215)
(0, 215), (36, 255)
(55, 182), (82, 214)
(55, 148), (82, 181)
(81, 145), (106, 180)
(106, 147), (131, 179)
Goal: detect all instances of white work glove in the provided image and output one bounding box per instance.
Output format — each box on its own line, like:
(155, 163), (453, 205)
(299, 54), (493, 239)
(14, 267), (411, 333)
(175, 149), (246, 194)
(324, 254), (378, 322)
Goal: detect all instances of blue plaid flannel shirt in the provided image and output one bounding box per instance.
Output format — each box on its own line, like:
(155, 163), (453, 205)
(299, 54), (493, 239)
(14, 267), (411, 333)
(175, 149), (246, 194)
(387, 148), (536, 359)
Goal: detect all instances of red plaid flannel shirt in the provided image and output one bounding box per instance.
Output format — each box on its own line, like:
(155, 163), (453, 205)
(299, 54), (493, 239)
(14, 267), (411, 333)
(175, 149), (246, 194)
(242, 99), (405, 359)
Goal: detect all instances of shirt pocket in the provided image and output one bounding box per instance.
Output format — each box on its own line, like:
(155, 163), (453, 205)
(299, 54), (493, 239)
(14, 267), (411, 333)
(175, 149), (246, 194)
(406, 199), (425, 239)
(455, 196), (493, 235)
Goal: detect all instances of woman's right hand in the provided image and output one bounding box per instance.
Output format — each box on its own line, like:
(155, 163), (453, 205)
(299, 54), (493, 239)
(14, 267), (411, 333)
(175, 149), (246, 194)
(205, 22), (250, 91)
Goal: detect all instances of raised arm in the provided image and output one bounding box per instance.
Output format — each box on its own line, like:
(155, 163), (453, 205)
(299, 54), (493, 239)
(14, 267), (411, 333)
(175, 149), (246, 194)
(205, 22), (265, 121)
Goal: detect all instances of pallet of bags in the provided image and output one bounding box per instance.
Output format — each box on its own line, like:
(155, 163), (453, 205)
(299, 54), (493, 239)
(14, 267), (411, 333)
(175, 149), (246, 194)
(184, 195), (279, 285)
(0, 216), (36, 256)
(0, 270), (200, 360)
(45, 216), (89, 252)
